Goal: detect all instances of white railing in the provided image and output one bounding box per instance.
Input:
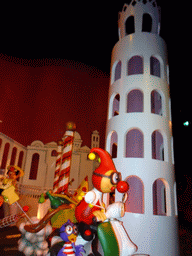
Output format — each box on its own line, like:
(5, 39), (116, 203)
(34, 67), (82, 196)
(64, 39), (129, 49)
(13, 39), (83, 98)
(17, 183), (50, 199)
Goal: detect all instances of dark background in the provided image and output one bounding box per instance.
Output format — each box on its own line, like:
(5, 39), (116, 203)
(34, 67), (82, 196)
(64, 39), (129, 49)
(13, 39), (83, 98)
(0, 1), (191, 223)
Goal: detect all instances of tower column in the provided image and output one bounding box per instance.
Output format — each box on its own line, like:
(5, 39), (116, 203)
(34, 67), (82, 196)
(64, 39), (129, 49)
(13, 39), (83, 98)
(105, 1), (180, 255)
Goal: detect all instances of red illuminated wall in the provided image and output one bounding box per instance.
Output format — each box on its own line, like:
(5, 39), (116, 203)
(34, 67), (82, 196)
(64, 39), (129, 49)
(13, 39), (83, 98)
(0, 54), (109, 148)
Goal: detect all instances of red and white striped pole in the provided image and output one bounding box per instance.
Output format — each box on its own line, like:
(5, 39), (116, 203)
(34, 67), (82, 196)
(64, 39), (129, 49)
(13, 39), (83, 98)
(57, 122), (76, 194)
(53, 140), (63, 193)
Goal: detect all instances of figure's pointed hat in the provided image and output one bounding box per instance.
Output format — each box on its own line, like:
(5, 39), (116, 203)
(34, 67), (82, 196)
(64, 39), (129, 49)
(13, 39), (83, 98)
(89, 148), (117, 191)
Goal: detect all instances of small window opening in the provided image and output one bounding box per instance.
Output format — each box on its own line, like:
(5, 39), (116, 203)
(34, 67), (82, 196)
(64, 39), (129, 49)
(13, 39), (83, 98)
(126, 129), (144, 158)
(150, 56), (160, 77)
(112, 94), (120, 117)
(125, 176), (144, 214)
(114, 61), (121, 82)
(128, 56), (143, 76)
(29, 153), (40, 180)
(151, 90), (163, 115)
(10, 147), (17, 165)
(127, 89), (143, 113)
(153, 179), (167, 216)
(51, 150), (58, 157)
(1, 143), (10, 169)
(125, 16), (135, 35)
(18, 151), (24, 168)
(142, 13), (152, 32)
(110, 132), (118, 158)
(152, 130), (164, 161)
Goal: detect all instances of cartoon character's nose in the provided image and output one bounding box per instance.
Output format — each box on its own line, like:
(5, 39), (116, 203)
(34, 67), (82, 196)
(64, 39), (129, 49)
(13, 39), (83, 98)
(116, 180), (129, 193)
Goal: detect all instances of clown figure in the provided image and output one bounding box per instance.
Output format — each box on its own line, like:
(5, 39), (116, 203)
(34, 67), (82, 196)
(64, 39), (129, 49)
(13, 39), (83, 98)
(75, 148), (138, 256)
(75, 148), (128, 225)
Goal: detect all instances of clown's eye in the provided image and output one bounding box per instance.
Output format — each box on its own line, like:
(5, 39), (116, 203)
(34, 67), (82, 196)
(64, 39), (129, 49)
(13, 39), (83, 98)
(65, 225), (73, 235)
(112, 173), (121, 184)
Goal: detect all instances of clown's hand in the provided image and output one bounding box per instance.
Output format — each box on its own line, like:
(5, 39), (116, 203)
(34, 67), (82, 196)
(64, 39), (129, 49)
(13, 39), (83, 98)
(85, 191), (96, 204)
(93, 210), (107, 222)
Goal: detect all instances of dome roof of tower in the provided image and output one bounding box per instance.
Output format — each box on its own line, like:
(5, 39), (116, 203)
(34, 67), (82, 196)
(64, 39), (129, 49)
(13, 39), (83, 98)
(74, 131), (81, 141)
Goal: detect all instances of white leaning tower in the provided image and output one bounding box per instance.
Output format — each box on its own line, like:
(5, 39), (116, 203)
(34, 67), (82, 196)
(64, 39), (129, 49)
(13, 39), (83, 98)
(105, 1), (180, 255)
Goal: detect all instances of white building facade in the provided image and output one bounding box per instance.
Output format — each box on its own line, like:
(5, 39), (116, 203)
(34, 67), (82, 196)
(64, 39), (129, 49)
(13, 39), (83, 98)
(0, 130), (99, 217)
(0, 132), (26, 175)
(105, 1), (180, 255)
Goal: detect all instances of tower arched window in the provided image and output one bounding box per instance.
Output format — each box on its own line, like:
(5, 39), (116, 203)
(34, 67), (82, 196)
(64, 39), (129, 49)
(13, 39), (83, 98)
(125, 15), (135, 35)
(127, 89), (143, 113)
(29, 153), (39, 180)
(110, 131), (118, 158)
(114, 61), (122, 82)
(153, 179), (169, 216)
(150, 56), (160, 77)
(128, 56), (143, 76)
(18, 151), (24, 168)
(125, 176), (144, 214)
(112, 94), (120, 117)
(151, 90), (163, 116)
(1, 143), (10, 169)
(142, 13), (152, 32)
(10, 147), (17, 165)
(152, 130), (164, 161)
(126, 129), (144, 158)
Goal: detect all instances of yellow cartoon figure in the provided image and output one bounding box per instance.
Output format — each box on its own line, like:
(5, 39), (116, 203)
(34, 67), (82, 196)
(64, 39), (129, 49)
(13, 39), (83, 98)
(0, 165), (24, 206)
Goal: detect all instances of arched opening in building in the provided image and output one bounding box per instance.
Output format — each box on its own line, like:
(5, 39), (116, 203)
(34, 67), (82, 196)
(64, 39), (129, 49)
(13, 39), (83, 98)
(18, 151), (24, 168)
(127, 89), (144, 113)
(128, 56), (143, 76)
(29, 153), (40, 180)
(153, 179), (168, 216)
(51, 150), (58, 157)
(114, 61), (122, 82)
(125, 176), (144, 214)
(110, 131), (118, 158)
(10, 147), (17, 166)
(150, 56), (160, 77)
(152, 130), (164, 161)
(142, 13), (152, 32)
(125, 15), (135, 35)
(1, 143), (10, 169)
(112, 94), (120, 117)
(151, 90), (163, 115)
(126, 129), (144, 158)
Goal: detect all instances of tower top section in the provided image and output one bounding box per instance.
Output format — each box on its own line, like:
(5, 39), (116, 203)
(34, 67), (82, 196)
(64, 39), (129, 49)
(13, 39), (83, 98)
(118, 0), (161, 39)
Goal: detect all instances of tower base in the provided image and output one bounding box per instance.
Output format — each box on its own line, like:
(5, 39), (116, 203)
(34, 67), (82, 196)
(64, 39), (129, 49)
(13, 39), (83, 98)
(122, 212), (180, 256)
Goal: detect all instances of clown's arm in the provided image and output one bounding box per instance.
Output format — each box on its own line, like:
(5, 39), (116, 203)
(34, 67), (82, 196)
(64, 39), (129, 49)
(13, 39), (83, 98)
(84, 191), (107, 222)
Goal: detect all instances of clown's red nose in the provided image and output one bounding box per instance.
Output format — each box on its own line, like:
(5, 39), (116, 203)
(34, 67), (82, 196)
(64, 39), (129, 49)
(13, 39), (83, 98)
(117, 181), (129, 193)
